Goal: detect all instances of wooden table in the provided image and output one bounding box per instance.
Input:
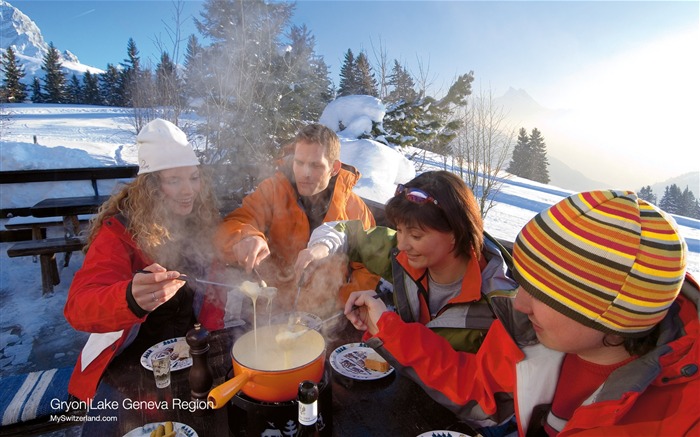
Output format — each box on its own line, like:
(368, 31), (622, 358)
(82, 323), (477, 436)
(30, 195), (107, 238)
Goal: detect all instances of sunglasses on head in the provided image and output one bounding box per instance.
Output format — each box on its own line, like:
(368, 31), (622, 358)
(394, 184), (439, 206)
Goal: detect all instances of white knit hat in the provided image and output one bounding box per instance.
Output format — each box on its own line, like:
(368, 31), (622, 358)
(136, 118), (199, 174)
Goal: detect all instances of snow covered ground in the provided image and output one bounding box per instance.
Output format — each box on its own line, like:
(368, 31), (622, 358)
(1, 102), (698, 379)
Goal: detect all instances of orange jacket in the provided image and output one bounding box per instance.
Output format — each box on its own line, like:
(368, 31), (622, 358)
(214, 162), (379, 312)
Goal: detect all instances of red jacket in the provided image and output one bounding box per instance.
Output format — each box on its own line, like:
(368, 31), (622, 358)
(213, 162), (379, 314)
(64, 217), (220, 401)
(366, 273), (700, 436)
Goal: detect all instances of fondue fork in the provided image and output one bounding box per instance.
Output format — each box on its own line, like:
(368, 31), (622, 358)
(276, 294), (388, 347)
(252, 268), (267, 288)
(174, 274), (235, 289)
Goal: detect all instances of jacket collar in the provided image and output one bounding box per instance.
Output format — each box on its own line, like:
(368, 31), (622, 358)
(395, 249), (483, 303)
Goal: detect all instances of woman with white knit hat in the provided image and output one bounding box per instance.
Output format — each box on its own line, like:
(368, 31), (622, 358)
(344, 190), (699, 436)
(64, 119), (221, 401)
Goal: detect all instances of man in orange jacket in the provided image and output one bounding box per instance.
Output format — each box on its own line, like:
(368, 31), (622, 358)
(211, 123), (379, 321)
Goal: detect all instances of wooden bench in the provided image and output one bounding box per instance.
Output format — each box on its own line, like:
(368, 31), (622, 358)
(0, 165), (138, 219)
(7, 236), (86, 296)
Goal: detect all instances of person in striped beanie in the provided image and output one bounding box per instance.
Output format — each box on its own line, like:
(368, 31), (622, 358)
(342, 189), (699, 436)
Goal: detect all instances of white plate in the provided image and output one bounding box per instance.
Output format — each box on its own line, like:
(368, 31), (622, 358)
(329, 342), (394, 380)
(416, 432), (470, 437)
(140, 337), (192, 371)
(123, 421), (197, 437)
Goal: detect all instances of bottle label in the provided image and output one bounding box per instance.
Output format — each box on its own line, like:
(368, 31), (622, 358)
(298, 400), (318, 426)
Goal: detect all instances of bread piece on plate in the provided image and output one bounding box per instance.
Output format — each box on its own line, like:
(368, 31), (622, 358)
(173, 342), (190, 359)
(363, 352), (390, 372)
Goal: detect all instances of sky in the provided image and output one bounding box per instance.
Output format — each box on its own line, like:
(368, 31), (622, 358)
(1, 101), (698, 381)
(5, 0), (700, 189)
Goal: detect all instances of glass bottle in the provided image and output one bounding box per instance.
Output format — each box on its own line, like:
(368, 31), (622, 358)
(295, 380), (320, 437)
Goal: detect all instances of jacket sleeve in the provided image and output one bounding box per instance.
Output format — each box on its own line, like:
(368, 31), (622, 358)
(64, 228), (146, 333)
(214, 178), (275, 264)
(367, 312), (521, 422)
(347, 192), (376, 229)
(309, 220), (397, 281)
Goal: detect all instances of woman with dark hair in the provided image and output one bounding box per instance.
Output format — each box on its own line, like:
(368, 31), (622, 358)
(295, 170), (517, 353)
(64, 119), (222, 401)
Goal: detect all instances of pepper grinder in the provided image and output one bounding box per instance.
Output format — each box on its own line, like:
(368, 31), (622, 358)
(186, 323), (214, 404)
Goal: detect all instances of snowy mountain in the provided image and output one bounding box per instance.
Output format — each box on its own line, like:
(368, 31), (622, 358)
(0, 0), (103, 81)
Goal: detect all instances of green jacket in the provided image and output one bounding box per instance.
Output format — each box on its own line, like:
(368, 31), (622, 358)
(310, 220), (518, 352)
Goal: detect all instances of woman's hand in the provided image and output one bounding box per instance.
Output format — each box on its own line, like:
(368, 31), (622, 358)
(132, 263), (186, 311)
(344, 290), (388, 336)
(294, 244), (330, 283)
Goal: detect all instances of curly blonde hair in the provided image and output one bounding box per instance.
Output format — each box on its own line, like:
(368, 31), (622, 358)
(84, 167), (220, 261)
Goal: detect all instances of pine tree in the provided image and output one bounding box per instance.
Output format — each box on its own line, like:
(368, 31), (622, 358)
(155, 51), (181, 107)
(355, 52), (378, 97)
(99, 64), (122, 106)
(508, 128), (531, 177)
(386, 60), (417, 104)
(119, 38), (141, 107)
(183, 34), (205, 102)
(274, 24), (333, 141)
(679, 186), (699, 218)
(528, 128), (549, 184)
(659, 184), (683, 215)
(1, 46), (28, 103)
(338, 49), (357, 96)
(192, 0), (296, 167)
(384, 72), (473, 155)
(637, 185), (657, 205)
(31, 76), (43, 103)
(41, 42), (67, 103)
(67, 74), (82, 103)
(82, 71), (101, 105)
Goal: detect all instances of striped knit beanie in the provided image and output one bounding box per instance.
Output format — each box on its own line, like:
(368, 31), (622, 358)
(512, 190), (686, 336)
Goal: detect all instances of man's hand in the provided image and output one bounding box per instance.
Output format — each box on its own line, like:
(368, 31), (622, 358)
(232, 236), (270, 273)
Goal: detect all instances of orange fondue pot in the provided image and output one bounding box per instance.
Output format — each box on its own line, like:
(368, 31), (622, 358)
(208, 324), (325, 407)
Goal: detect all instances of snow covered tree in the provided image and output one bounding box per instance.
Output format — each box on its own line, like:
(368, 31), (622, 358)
(99, 64), (122, 106)
(659, 184), (683, 215)
(1, 46), (28, 103)
(528, 128), (549, 184)
(355, 52), (378, 97)
(41, 42), (67, 103)
(384, 72), (473, 155)
(274, 24), (333, 141)
(82, 71), (101, 105)
(67, 74), (82, 103)
(338, 49), (358, 97)
(193, 0), (296, 167)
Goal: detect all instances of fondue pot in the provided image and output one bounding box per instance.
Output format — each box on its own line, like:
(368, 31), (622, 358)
(208, 324), (326, 407)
